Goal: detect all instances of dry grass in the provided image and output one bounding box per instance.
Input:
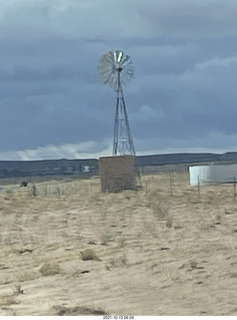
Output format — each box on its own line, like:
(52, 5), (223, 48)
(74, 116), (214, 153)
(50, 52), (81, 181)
(1, 171), (237, 315)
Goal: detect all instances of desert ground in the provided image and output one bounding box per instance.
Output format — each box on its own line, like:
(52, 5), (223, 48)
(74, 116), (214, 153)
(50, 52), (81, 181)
(1, 171), (237, 316)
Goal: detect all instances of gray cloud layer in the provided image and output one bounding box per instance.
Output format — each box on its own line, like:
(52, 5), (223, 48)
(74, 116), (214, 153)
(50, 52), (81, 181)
(1, 0), (237, 160)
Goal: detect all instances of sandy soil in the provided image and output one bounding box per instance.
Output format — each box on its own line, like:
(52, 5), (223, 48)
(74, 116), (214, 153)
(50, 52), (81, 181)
(1, 172), (237, 316)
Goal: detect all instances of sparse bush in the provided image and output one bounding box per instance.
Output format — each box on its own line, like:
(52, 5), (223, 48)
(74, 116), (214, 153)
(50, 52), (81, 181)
(123, 190), (134, 199)
(0, 294), (18, 306)
(107, 254), (127, 268)
(13, 284), (24, 295)
(100, 233), (113, 246)
(150, 202), (169, 220)
(116, 237), (126, 248)
(166, 218), (173, 228)
(52, 305), (107, 316)
(80, 249), (101, 261)
(39, 260), (60, 276)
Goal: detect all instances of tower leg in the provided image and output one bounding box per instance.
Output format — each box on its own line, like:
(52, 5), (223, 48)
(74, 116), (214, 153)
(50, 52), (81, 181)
(113, 97), (119, 156)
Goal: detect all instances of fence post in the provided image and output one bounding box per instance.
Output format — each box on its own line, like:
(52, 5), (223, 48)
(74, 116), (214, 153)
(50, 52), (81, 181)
(145, 180), (148, 194)
(32, 184), (37, 197)
(169, 173), (173, 196)
(234, 176), (236, 201)
(198, 175), (201, 202)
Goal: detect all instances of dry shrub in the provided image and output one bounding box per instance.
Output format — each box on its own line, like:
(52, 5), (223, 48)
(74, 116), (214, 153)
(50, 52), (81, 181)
(123, 190), (134, 199)
(116, 237), (126, 248)
(107, 254), (127, 268)
(0, 294), (18, 306)
(6, 190), (13, 194)
(17, 270), (40, 282)
(39, 260), (60, 276)
(150, 202), (169, 220)
(52, 305), (107, 316)
(14, 284), (24, 295)
(100, 233), (113, 246)
(80, 249), (101, 261)
(166, 218), (173, 228)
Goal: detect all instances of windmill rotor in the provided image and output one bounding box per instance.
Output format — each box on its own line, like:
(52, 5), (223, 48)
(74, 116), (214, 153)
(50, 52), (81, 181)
(98, 50), (134, 90)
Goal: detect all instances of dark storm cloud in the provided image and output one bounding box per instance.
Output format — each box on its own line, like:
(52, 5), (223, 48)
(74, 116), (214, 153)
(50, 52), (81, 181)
(1, 0), (237, 159)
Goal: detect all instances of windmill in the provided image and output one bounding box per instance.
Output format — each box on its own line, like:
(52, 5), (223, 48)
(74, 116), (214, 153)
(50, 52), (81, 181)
(98, 50), (135, 156)
(98, 50), (142, 192)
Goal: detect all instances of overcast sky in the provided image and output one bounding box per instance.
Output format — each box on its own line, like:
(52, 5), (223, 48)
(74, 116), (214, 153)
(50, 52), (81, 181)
(1, 0), (237, 160)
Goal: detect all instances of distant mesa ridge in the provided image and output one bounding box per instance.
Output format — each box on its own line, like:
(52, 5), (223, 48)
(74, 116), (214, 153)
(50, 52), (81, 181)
(0, 152), (237, 179)
(136, 152), (237, 166)
(0, 158), (98, 179)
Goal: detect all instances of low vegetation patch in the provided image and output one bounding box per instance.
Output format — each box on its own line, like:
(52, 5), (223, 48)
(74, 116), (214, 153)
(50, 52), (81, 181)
(52, 305), (107, 316)
(39, 260), (60, 276)
(80, 249), (101, 261)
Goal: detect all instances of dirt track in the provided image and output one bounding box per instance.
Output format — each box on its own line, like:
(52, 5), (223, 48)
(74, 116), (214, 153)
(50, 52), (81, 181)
(1, 173), (237, 316)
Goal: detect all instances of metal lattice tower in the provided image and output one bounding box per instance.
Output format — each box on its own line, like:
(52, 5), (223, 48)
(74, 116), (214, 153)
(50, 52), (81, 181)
(113, 68), (135, 156)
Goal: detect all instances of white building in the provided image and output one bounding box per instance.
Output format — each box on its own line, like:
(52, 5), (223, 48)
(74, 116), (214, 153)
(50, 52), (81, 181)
(83, 165), (90, 173)
(189, 163), (237, 186)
